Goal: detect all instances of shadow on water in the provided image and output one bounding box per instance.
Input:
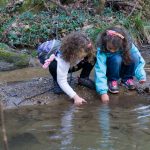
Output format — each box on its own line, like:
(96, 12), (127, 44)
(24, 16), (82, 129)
(1, 94), (150, 150)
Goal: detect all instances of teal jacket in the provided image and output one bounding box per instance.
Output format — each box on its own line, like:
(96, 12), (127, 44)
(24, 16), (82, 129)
(95, 44), (146, 95)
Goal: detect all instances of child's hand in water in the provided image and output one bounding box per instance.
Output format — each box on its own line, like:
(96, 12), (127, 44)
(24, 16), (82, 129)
(101, 94), (109, 103)
(139, 79), (146, 84)
(73, 94), (87, 106)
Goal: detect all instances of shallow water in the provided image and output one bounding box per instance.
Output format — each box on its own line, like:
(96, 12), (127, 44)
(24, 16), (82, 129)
(1, 95), (150, 150)
(0, 67), (49, 83)
(0, 67), (150, 150)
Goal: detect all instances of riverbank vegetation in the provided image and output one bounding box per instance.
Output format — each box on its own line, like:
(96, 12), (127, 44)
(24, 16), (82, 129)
(0, 0), (150, 48)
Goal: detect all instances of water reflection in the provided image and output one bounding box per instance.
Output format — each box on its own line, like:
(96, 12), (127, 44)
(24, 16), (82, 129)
(98, 104), (112, 150)
(133, 105), (150, 119)
(60, 105), (75, 149)
(1, 96), (150, 150)
(133, 104), (150, 130)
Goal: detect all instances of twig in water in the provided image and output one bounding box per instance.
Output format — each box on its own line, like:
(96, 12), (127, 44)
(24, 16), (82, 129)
(0, 97), (9, 150)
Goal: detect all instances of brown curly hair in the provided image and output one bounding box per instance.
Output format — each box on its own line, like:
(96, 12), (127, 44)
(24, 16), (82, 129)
(60, 32), (95, 64)
(96, 26), (133, 64)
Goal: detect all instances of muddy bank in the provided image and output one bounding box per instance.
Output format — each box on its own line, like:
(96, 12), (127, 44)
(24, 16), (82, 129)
(0, 76), (96, 109)
(0, 75), (150, 109)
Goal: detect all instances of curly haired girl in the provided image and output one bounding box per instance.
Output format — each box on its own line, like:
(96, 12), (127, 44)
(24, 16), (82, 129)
(95, 26), (146, 102)
(38, 31), (96, 106)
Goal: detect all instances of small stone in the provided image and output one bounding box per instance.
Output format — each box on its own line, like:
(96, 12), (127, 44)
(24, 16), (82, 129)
(38, 78), (43, 82)
(144, 87), (150, 93)
(37, 100), (41, 104)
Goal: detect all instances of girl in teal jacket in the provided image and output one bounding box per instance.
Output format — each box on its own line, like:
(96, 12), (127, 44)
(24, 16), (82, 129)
(95, 26), (146, 102)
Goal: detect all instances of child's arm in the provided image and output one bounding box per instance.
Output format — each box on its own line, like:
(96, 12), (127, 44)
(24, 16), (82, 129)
(57, 57), (86, 105)
(132, 44), (146, 83)
(42, 54), (55, 69)
(95, 48), (108, 98)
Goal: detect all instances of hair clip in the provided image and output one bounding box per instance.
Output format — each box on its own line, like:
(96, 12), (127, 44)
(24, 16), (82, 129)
(107, 30), (124, 39)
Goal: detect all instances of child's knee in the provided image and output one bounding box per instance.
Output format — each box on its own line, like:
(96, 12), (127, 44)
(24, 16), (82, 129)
(109, 55), (122, 65)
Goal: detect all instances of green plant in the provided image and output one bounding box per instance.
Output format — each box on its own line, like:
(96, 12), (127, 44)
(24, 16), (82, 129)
(0, 1), (150, 48)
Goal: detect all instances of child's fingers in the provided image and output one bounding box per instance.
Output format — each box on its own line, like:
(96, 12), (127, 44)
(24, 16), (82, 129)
(82, 100), (87, 104)
(74, 100), (87, 106)
(75, 102), (82, 106)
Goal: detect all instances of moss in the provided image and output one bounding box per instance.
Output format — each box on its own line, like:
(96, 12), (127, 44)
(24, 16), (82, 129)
(14, 54), (29, 67)
(0, 47), (29, 68)
(0, 43), (10, 50)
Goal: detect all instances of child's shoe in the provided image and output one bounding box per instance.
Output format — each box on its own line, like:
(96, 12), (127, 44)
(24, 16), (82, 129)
(108, 81), (119, 93)
(53, 81), (64, 94)
(78, 77), (95, 90)
(122, 79), (136, 90)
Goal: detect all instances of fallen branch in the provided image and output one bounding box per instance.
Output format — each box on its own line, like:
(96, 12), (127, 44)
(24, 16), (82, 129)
(42, 0), (51, 12)
(106, 0), (142, 10)
(127, 0), (138, 18)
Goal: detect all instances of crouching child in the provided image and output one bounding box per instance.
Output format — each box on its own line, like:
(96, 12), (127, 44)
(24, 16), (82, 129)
(37, 32), (96, 106)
